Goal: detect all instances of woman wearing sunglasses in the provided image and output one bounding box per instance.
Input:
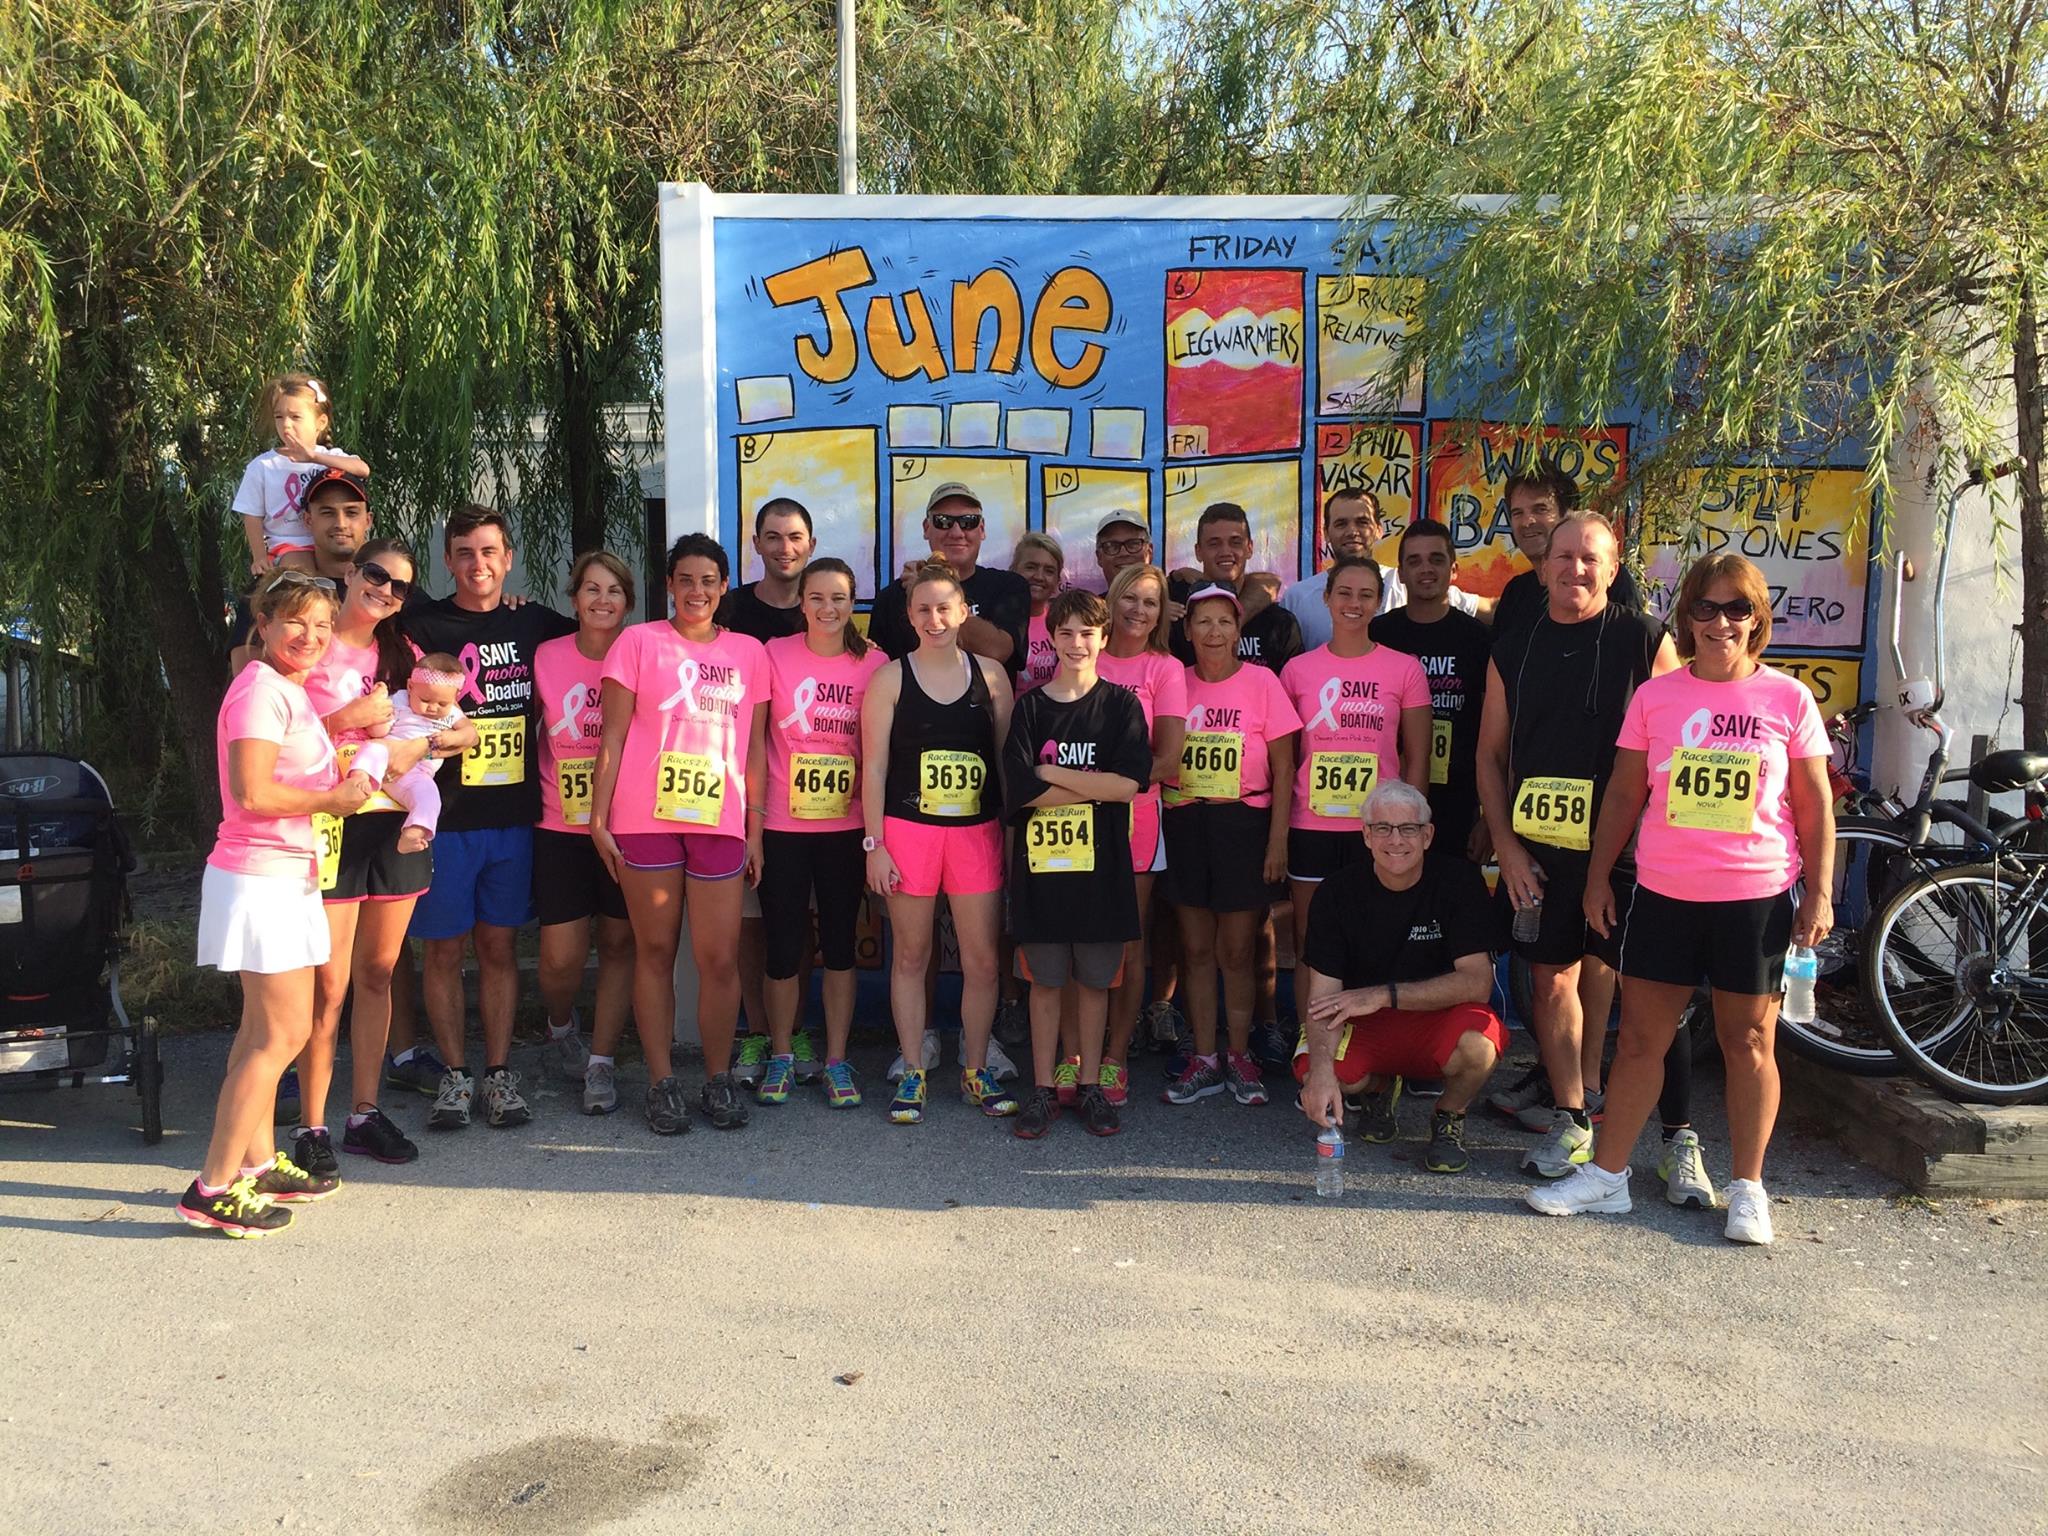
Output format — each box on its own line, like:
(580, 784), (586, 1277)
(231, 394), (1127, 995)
(296, 540), (477, 1174)
(1527, 553), (1834, 1246)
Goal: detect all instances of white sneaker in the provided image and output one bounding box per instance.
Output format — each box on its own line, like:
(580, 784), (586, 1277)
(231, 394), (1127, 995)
(983, 1037), (1019, 1082)
(887, 1030), (942, 1082)
(1525, 1163), (1632, 1217)
(1659, 1129), (1719, 1210)
(1723, 1178), (1774, 1245)
(1520, 1108), (1594, 1178)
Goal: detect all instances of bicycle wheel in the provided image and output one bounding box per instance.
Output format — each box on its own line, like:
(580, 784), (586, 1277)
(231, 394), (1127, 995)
(1775, 818), (1919, 1075)
(1865, 863), (2048, 1105)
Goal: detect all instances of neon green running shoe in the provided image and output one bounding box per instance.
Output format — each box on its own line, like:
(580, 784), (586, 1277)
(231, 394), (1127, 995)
(789, 1031), (822, 1082)
(733, 1033), (771, 1085)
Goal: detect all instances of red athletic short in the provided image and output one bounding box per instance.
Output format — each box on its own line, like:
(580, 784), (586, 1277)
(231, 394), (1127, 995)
(1290, 1002), (1507, 1083)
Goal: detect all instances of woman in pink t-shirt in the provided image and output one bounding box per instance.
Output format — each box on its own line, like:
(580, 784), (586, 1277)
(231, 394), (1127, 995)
(1160, 585), (1301, 1111)
(532, 551), (636, 1117)
(590, 533), (767, 1135)
(1530, 554), (1835, 1246)
(743, 558), (887, 1110)
(180, 572), (375, 1238)
(1011, 532), (1064, 693)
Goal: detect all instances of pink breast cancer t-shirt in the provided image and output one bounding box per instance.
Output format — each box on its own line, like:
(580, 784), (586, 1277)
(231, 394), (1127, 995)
(1170, 662), (1303, 809)
(1281, 643), (1432, 831)
(1097, 649), (1187, 812)
(535, 634), (607, 834)
(1618, 663), (1828, 900)
(209, 660), (339, 879)
(1020, 611), (1057, 693)
(762, 635), (888, 833)
(601, 622), (766, 840)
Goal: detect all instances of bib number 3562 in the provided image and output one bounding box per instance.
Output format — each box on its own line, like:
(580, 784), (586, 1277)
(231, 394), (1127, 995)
(1512, 775), (1593, 851)
(654, 751), (725, 823)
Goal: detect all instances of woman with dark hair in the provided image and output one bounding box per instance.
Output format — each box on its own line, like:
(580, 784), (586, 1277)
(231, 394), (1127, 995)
(297, 540), (475, 1173)
(590, 533), (767, 1135)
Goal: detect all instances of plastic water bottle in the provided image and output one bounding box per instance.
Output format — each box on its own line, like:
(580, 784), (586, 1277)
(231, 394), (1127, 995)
(1511, 898), (1543, 944)
(1315, 1124), (1346, 1197)
(1783, 944), (1818, 1024)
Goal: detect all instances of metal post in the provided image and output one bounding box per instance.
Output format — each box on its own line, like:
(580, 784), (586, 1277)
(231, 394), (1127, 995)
(836, 0), (858, 195)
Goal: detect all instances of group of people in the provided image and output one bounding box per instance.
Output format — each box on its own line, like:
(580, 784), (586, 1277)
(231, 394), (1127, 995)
(178, 403), (1834, 1254)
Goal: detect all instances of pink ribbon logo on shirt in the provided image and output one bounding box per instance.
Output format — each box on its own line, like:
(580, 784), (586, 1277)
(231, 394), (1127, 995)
(458, 644), (486, 706)
(1306, 676), (1344, 731)
(550, 683), (592, 739)
(658, 659), (700, 713)
(778, 677), (818, 734)
(1186, 705), (1207, 731)
(1655, 707), (1714, 774)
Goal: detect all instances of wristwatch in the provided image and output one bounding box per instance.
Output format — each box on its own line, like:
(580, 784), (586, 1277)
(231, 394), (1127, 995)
(862, 835), (880, 853)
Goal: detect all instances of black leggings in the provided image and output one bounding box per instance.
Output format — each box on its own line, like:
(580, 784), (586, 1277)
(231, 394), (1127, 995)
(758, 828), (865, 978)
(1660, 1027), (1693, 1130)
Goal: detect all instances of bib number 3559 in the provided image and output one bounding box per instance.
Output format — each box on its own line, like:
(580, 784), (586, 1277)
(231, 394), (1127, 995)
(461, 716), (527, 787)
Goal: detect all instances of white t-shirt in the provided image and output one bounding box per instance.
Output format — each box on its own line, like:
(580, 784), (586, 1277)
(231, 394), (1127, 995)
(232, 449), (351, 553)
(1279, 564), (1479, 649)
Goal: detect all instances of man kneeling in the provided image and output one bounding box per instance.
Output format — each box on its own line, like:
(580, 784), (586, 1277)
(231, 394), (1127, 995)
(1294, 781), (1506, 1172)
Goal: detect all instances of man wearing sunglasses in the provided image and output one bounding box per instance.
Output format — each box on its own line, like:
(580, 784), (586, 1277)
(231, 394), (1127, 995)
(1293, 780), (1506, 1173)
(868, 482), (1031, 677)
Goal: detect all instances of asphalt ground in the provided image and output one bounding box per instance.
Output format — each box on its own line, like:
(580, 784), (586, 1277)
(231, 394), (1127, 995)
(2, 1032), (2044, 1535)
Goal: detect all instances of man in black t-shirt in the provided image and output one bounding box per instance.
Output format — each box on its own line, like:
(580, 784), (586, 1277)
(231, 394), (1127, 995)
(1488, 460), (1643, 639)
(1293, 781), (1505, 1174)
(868, 482), (1031, 677)
(1371, 518), (1493, 856)
(1166, 501), (1302, 673)
(715, 497), (812, 643)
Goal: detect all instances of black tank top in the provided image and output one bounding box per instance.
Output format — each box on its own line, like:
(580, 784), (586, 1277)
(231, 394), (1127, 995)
(884, 650), (1000, 826)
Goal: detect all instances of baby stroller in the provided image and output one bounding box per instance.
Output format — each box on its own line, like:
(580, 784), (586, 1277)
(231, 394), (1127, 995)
(0, 753), (157, 1142)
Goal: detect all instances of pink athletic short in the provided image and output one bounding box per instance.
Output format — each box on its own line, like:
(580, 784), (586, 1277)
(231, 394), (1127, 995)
(1289, 1002), (1507, 1083)
(614, 830), (747, 880)
(883, 815), (1002, 898)
(1129, 795), (1164, 875)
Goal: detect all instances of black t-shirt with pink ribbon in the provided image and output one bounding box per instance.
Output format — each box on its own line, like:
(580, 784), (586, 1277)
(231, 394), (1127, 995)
(400, 596), (575, 832)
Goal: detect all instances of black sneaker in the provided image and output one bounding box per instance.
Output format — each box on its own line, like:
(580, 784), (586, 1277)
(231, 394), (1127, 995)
(1425, 1110), (1471, 1174)
(176, 1177), (292, 1238)
(993, 996), (1030, 1049)
(699, 1071), (751, 1130)
(342, 1108), (420, 1164)
(1358, 1078), (1403, 1143)
(291, 1127), (341, 1180)
(253, 1150), (339, 1203)
(1013, 1085), (1059, 1140)
(385, 1049), (452, 1098)
(646, 1075), (692, 1136)
(1080, 1084), (1121, 1137)
(274, 1068), (302, 1126)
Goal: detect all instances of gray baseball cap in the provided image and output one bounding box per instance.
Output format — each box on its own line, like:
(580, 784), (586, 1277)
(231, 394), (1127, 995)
(924, 481), (982, 513)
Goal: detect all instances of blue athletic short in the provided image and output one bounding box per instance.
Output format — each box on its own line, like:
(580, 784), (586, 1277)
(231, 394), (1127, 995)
(408, 826), (535, 939)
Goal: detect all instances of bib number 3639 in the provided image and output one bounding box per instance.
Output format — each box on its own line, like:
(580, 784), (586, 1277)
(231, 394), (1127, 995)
(1027, 803), (1095, 873)
(654, 751), (725, 824)
(1513, 775), (1593, 851)
(1667, 747), (1759, 833)
(461, 716), (527, 787)
(918, 751), (984, 818)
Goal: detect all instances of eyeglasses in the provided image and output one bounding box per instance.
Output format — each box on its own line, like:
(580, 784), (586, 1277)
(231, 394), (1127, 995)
(1688, 596), (1756, 623)
(1365, 822), (1428, 840)
(1097, 537), (1148, 557)
(264, 570), (337, 596)
(930, 512), (983, 532)
(357, 561), (414, 600)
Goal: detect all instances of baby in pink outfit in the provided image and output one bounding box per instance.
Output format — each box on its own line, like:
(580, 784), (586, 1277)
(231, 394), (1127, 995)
(348, 654), (467, 854)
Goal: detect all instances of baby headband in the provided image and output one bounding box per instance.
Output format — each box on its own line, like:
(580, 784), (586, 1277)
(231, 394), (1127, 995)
(411, 665), (463, 691)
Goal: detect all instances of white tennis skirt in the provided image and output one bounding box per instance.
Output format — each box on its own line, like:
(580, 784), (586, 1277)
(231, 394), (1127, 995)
(196, 865), (331, 974)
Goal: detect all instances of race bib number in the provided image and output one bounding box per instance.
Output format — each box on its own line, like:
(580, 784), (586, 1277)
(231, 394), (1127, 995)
(1667, 747), (1760, 833)
(461, 716), (527, 787)
(790, 753), (855, 821)
(1178, 730), (1243, 800)
(555, 755), (595, 826)
(337, 742), (402, 815)
(1026, 803), (1095, 873)
(314, 812), (343, 892)
(1308, 752), (1378, 820)
(1512, 776), (1594, 850)
(654, 751), (725, 824)
(918, 751), (984, 818)
(1430, 719), (1452, 787)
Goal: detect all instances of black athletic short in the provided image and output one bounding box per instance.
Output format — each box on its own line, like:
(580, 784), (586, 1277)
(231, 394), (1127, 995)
(757, 828), (866, 977)
(1619, 884), (1796, 996)
(1497, 843), (1627, 969)
(324, 810), (432, 905)
(1163, 802), (1272, 913)
(1286, 827), (1368, 884)
(532, 826), (628, 927)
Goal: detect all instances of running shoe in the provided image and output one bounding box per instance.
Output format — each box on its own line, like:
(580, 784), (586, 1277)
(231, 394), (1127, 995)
(1162, 1055), (1226, 1105)
(733, 1033), (771, 1085)
(1424, 1111), (1470, 1174)
(385, 1049), (451, 1098)
(822, 1059), (862, 1109)
(758, 1055), (796, 1105)
(1521, 1110), (1595, 1179)
(789, 1032), (823, 1083)
(1525, 1163), (1632, 1216)
(1515, 1085), (1563, 1132)
(290, 1127), (339, 1180)
(273, 1068), (301, 1126)
(1080, 1084), (1121, 1137)
(1098, 1061), (1130, 1108)
(1142, 999), (1187, 1055)
(962, 1067), (1018, 1117)
(1585, 1088), (1607, 1126)
(1249, 1019), (1296, 1070)
(1407, 1078), (1446, 1099)
(1224, 1051), (1268, 1106)
(582, 1061), (618, 1116)
(886, 1031), (941, 1082)
(1014, 1085), (1058, 1139)
(1356, 1078), (1403, 1143)
(428, 1068), (474, 1131)
(1053, 1056), (1081, 1107)
(176, 1176), (291, 1238)
(342, 1108), (419, 1164)
(1487, 1064), (1548, 1123)
(480, 1068), (532, 1128)
(1659, 1129), (1719, 1210)
(1723, 1179), (1774, 1245)
(645, 1075), (691, 1135)
(889, 1068), (928, 1124)
(994, 996), (1031, 1049)
(252, 1149), (339, 1203)
(545, 1017), (590, 1081)
(983, 1037), (1020, 1082)
(700, 1071), (751, 1130)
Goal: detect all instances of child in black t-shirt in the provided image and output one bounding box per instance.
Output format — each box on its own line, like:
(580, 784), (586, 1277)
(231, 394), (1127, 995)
(1000, 589), (1153, 1139)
